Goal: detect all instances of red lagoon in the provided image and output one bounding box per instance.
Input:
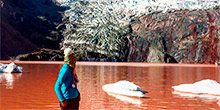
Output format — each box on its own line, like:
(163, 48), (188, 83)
(0, 61), (220, 110)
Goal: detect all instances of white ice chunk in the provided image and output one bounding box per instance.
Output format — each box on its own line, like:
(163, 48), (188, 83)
(0, 63), (23, 73)
(172, 79), (220, 95)
(172, 79), (220, 106)
(102, 80), (145, 97)
(4, 63), (17, 73)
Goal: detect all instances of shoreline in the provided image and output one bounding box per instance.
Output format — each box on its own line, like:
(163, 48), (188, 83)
(0, 60), (219, 67)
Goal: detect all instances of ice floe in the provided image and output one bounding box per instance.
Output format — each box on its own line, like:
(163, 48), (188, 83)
(102, 80), (146, 97)
(172, 79), (220, 105)
(0, 62), (23, 73)
(172, 79), (220, 96)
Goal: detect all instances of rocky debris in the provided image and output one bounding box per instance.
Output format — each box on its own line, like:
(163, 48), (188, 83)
(129, 7), (220, 63)
(0, 0), (66, 59)
(14, 48), (63, 61)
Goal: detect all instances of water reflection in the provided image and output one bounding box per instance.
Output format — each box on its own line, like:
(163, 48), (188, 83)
(218, 98), (220, 106)
(107, 93), (143, 105)
(77, 65), (220, 109)
(173, 91), (219, 103)
(0, 63), (220, 109)
(0, 73), (22, 89)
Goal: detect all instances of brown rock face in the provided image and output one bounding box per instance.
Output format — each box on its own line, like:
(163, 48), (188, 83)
(128, 8), (220, 63)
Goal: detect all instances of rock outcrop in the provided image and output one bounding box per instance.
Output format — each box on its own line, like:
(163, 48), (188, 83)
(59, 0), (220, 63)
(128, 8), (220, 63)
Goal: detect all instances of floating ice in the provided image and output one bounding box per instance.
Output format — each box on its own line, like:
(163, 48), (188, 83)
(0, 63), (22, 73)
(172, 79), (220, 106)
(172, 79), (220, 96)
(102, 80), (146, 97)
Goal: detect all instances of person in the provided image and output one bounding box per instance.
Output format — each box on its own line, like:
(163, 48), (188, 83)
(54, 48), (80, 110)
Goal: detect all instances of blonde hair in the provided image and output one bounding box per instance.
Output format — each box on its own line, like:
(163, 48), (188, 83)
(64, 48), (72, 57)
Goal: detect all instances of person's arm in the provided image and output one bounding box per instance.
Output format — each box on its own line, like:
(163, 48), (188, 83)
(54, 69), (67, 102)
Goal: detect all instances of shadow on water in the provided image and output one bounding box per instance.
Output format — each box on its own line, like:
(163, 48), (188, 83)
(140, 90), (148, 94)
(141, 97), (150, 99)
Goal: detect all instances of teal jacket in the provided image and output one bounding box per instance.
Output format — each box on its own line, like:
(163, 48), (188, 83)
(54, 63), (79, 102)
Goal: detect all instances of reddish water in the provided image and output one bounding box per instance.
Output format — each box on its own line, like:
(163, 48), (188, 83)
(0, 62), (220, 110)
